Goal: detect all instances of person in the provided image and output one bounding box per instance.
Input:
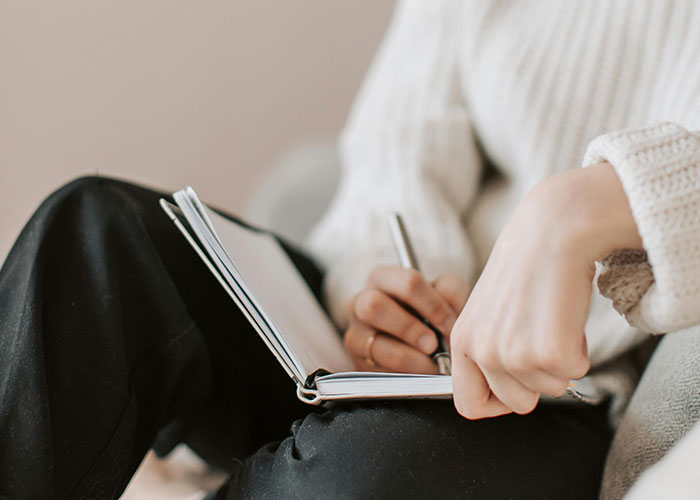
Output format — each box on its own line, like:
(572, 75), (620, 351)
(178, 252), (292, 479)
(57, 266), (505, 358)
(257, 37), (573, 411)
(1, 1), (699, 499)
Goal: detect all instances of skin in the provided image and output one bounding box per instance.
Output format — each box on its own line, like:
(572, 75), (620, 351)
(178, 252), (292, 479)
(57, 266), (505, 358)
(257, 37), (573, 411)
(344, 267), (470, 374)
(344, 161), (643, 419)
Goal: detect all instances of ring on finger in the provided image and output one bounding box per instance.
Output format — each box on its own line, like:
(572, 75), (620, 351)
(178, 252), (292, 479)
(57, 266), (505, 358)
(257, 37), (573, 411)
(364, 331), (378, 367)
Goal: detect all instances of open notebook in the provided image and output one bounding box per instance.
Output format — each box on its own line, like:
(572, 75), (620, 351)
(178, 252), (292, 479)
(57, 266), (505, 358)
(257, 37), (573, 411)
(160, 187), (452, 404)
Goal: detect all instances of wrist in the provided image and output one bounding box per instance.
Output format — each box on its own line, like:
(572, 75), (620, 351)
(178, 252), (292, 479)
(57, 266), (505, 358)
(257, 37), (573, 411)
(533, 162), (643, 264)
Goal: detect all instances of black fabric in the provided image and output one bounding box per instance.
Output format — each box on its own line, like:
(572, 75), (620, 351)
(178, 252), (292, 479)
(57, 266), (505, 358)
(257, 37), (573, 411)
(0, 177), (613, 499)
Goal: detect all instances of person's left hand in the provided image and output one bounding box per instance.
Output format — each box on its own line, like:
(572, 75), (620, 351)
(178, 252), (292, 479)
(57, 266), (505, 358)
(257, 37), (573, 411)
(450, 162), (644, 419)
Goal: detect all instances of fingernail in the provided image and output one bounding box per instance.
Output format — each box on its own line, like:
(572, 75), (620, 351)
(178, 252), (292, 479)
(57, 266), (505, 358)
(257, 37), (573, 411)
(418, 334), (438, 354)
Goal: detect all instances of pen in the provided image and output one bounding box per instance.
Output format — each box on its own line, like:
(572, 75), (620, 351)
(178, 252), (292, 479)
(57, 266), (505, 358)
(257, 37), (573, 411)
(387, 213), (588, 401)
(388, 212), (451, 375)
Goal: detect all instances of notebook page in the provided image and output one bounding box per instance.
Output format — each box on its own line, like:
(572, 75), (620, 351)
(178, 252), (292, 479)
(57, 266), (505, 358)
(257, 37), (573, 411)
(204, 208), (354, 376)
(314, 372), (452, 400)
(164, 197), (303, 382)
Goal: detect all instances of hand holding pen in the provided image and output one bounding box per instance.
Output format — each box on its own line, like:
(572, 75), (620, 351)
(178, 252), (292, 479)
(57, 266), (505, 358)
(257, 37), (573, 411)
(386, 213), (590, 400)
(341, 216), (469, 375)
(388, 213), (452, 375)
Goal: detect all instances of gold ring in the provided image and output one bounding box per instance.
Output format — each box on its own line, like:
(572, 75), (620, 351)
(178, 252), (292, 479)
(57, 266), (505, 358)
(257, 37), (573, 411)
(364, 331), (377, 367)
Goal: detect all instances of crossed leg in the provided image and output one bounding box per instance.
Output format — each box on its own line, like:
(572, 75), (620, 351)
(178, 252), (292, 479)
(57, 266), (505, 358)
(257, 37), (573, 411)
(0, 177), (611, 499)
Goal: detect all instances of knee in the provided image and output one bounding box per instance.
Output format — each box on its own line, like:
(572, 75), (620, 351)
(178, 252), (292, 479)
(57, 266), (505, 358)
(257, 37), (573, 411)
(21, 176), (157, 254)
(59, 175), (104, 193)
(40, 175), (149, 224)
(46, 175), (118, 208)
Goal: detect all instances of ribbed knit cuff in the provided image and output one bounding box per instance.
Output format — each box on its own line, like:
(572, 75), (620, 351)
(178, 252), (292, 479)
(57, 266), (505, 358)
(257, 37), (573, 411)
(582, 122), (700, 333)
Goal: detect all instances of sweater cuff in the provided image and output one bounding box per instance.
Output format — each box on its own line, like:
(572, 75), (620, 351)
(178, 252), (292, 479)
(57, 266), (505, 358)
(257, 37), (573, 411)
(582, 122), (700, 333)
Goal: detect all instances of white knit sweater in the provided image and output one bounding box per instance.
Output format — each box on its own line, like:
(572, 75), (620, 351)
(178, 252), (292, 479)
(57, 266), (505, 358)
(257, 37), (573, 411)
(306, 0), (700, 365)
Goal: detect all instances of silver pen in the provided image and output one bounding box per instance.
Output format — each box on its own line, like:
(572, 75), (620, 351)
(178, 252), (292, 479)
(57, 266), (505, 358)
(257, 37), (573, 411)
(388, 213), (451, 375)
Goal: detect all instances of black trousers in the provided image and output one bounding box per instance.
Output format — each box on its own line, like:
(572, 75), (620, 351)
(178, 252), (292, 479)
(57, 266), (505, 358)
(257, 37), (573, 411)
(0, 177), (613, 500)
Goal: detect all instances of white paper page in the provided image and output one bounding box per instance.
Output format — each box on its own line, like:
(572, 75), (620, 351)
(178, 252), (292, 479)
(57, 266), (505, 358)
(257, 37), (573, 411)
(175, 192), (304, 378)
(314, 372), (453, 400)
(161, 198), (302, 383)
(205, 208), (354, 376)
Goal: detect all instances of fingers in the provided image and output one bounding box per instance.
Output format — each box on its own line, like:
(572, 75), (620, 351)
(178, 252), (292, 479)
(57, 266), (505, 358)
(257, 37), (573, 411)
(342, 266), (457, 375)
(452, 352), (512, 419)
(432, 273), (471, 313)
(504, 357), (570, 396)
(344, 316), (437, 374)
(454, 342), (586, 417)
(344, 316), (378, 369)
(352, 289), (438, 355)
(484, 330), (584, 399)
(449, 310), (585, 418)
(508, 335), (589, 395)
(366, 266), (457, 336)
(371, 334), (438, 374)
(354, 356), (390, 373)
(480, 369), (540, 415)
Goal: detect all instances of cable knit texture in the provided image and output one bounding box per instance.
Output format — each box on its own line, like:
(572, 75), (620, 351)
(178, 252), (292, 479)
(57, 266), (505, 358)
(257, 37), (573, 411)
(306, 0), (700, 357)
(597, 249), (655, 318)
(584, 124), (700, 333)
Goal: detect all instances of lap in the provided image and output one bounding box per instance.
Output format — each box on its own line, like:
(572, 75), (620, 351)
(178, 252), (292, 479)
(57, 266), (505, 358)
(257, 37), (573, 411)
(220, 399), (612, 500)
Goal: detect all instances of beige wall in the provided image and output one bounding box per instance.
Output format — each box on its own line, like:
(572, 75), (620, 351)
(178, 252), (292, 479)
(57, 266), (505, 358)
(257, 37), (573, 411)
(0, 0), (394, 260)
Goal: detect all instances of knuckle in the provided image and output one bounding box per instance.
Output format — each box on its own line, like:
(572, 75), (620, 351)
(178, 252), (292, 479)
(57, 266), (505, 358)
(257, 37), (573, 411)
(473, 344), (498, 371)
(434, 272), (450, 284)
(402, 269), (424, 295)
(439, 273), (461, 292)
(534, 338), (589, 378)
(354, 289), (384, 321)
(366, 266), (385, 286)
(533, 342), (565, 373)
(433, 273), (454, 292)
(401, 320), (425, 344)
(502, 346), (529, 372)
(456, 280), (471, 300)
(427, 302), (452, 328)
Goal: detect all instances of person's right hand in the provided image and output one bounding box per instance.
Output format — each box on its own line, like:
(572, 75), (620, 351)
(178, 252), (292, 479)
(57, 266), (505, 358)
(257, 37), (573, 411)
(343, 265), (469, 374)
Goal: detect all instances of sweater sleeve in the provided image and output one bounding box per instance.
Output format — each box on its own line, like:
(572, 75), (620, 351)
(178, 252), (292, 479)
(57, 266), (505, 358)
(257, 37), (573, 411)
(304, 0), (482, 328)
(583, 123), (700, 333)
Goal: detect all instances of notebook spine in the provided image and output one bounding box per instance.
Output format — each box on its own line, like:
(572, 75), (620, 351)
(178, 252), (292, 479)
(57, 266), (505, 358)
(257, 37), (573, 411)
(296, 384), (322, 405)
(297, 368), (335, 405)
